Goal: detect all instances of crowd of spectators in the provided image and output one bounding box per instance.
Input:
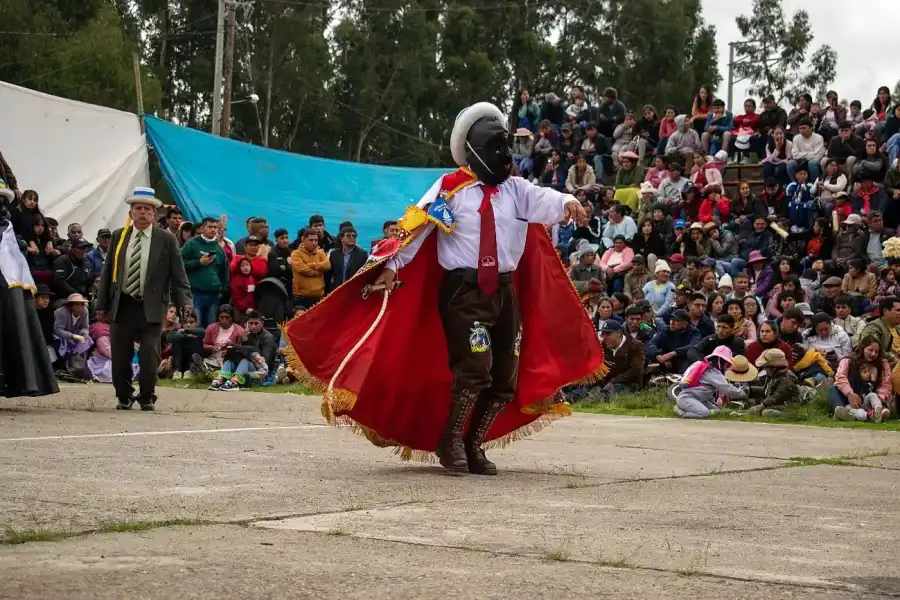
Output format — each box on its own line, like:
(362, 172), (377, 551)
(516, 83), (900, 422)
(2, 82), (900, 418)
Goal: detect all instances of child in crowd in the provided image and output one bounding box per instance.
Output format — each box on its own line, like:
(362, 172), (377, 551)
(674, 346), (747, 419)
(745, 349), (801, 417)
(230, 257), (257, 321)
(785, 163), (816, 231)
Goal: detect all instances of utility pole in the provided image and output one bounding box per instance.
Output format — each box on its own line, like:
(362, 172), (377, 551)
(211, 0), (226, 135)
(220, 1), (236, 137)
(727, 42), (735, 114)
(132, 53), (145, 134)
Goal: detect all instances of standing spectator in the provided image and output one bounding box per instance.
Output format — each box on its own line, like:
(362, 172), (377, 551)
(177, 221), (195, 247)
(291, 228), (330, 308)
(216, 217), (236, 263)
(700, 99), (733, 155)
(52, 238), (93, 300)
(235, 217), (274, 255)
(231, 236), (269, 283)
(181, 216), (229, 328)
(85, 228), (111, 277)
(34, 284), (56, 357)
(229, 257), (257, 321)
(96, 187), (192, 411)
(305, 214), (335, 253)
(690, 85), (713, 136)
(165, 207), (184, 238)
(371, 220), (400, 251)
(595, 87), (626, 138)
(757, 95), (788, 140)
(325, 227), (368, 294)
(787, 118), (825, 182)
(268, 228), (294, 289)
(785, 162), (817, 231)
(513, 89), (540, 130)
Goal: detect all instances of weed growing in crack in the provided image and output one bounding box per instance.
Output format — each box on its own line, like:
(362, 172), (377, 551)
(544, 543), (572, 562)
(327, 527), (348, 536)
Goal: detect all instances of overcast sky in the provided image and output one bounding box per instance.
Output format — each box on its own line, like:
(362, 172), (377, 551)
(702, 0), (900, 109)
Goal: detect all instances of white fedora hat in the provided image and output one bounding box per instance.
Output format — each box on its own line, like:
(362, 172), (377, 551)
(449, 102), (506, 168)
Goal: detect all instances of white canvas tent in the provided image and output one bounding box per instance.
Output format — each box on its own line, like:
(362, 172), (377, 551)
(0, 81), (149, 239)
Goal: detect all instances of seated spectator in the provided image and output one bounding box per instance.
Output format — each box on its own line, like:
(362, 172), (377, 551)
(725, 298), (757, 343)
(634, 105), (660, 163)
(167, 311), (205, 380)
(656, 162), (691, 213)
(823, 121), (863, 183)
(644, 156), (668, 189)
(685, 292), (715, 337)
(532, 119), (559, 175)
(85, 228), (111, 277)
(195, 304), (245, 376)
(831, 192), (852, 225)
(230, 257), (257, 321)
(595, 87), (627, 138)
(656, 105), (679, 156)
(700, 99), (733, 155)
(833, 295), (865, 346)
(87, 311), (128, 383)
(566, 155), (598, 197)
(731, 98), (762, 163)
(815, 159), (848, 209)
(182, 216), (230, 328)
(874, 266), (900, 306)
(641, 259), (674, 313)
(611, 113), (637, 164)
(569, 243), (601, 295)
(291, 228), (330, 309)
(601, 204), (637, 249)
(31, 282), (54, 348)
(209, 309), (278, 391)
(785, 162), (817, 231)
(614, 151), (644, 212)
(650, 204), (675, 248)
(689, 314), (746, 362)
(538, 150), (568, 190)
(11, 189), (45, 250)
(885, 160), (900, 222)
(599, 235), (634, 293)
(623, 305), (653, 343)
(852, 170), (887, 215)
(571, 203), (603, 247)
(24, 215), (58, 283)
(645, 308), (699, 375)
(566, 93), (589, 123)
(884, 106), (900, 165)
(745, 320), (793, 368)
(744, 349), (800, 416)
(761, 126), (792, 186)
(830, 337), (892, 422)
(512, 128), (534, 178)
(787, 93), (813, 135)
(674, 346), (746, 419)
(683, 222), (710, 259)
(594, 320), (644, 396)
(846, 99), (864, 130)
(53, 293), (92, 367)
(787, 118), (825, 183)
(842, 258), (877, 302)
(665, 115), (702, 170)
(514, 89), (540, 130)
(623, 254), (652, 299)
(698, 185), (730, 224)
(757, 95), (788, 140)
(540, 92), (565, 128)
(631, 217), (665, 270)
(818, 90), (846, 143)
(831, 214), (865, 270)
(559, 123), (580, 166)
(855, 138), (886, 181)
(804, 312), (852, 367)
(52, 237), (93, 301)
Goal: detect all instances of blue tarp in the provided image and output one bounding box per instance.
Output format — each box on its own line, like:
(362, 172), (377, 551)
(144, 116), (449, 245)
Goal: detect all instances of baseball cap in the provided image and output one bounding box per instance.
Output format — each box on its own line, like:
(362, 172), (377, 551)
(97, 228), (112, 238)
(674, 219), (686, 229)
(600, 320), (623, 333)
(670, 309), (691, 322)
(245, 235), (261, 244)
(71, 238), (93, 249)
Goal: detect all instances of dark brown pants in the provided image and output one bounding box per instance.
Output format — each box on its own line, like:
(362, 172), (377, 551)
(110, 295), (162, 404)
(438, 271), (521, 403)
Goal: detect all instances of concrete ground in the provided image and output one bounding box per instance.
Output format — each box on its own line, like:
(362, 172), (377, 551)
(1, 385), (899, 599)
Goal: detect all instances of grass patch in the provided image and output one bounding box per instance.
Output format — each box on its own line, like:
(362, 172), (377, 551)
(157, 379), (313, 395)
(2, 519), (211, 546)
(573, 389), (900, 431)
(326, 527), (348, 536)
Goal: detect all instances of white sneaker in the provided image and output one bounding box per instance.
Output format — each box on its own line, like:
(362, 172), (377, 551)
(848, 407), (869, 421)
(834, 406), (854, 421)
(172, 371), (182, 380)
(182, 370), (194, 381)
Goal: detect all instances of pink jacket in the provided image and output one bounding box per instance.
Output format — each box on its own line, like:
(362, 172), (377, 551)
(659, 118), (678, 140)
(835, 358), (891, 402)
(202, 322), (246, 353)
(599, 247), (635, 274)
(644, 166), (665, 188)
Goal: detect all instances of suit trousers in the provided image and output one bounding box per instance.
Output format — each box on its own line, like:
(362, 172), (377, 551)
(437, 270), (521, 405)
(110, 294), (163, 404)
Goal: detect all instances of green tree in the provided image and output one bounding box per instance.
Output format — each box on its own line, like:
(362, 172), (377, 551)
(733, 0), (838, 103)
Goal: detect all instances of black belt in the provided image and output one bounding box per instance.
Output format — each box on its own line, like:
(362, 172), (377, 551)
(447, 268), (513, 284)
(123, 292), (143, 303)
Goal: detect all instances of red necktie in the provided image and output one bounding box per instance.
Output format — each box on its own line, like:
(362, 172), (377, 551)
(478, 185), (500, 296)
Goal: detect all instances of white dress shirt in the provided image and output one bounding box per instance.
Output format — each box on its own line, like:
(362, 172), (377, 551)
(386, 176), (575, 272)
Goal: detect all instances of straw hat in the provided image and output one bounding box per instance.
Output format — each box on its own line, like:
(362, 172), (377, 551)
(725, 355), (758, 382)
(65, 293), (88, 304)
(125, 186), (162, 209)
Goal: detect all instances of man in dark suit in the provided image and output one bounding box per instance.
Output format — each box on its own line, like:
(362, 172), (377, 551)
(96, 187), (192, 410)
(324, 227), (368, 294)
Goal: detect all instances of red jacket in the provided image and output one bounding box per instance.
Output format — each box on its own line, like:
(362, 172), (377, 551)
(732, 112), (760, 133)
(698, 196), (731, 224)
(230, 273), (257, 311)
(230, 254), (267, 282)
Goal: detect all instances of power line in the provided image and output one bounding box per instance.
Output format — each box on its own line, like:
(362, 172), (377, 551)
(14, 57), (97, 86)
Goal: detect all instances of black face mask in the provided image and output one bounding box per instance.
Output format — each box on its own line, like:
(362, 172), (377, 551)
(465, 116), (512, 187)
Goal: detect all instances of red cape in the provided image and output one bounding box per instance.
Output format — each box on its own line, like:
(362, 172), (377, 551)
(284, 178), (606, 461)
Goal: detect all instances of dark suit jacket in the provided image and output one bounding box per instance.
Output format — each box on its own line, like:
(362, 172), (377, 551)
(324, 246), (368, 293)
(96, 225), (192, 323)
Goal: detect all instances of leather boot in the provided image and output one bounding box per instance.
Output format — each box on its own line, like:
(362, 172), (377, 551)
(464, 398), (507, 475)
(435, 390), (477, 472)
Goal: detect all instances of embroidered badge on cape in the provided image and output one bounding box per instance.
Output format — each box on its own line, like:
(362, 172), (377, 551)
(513, 327), (522, 356)
(469, 322), (490, 353)
(427, 197), (456, 233)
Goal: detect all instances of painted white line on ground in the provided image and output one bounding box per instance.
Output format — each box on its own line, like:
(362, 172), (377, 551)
(0, 425), (322, 443)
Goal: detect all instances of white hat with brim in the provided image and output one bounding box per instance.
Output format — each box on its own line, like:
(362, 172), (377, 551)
(125, 186), (162, 209)
(450, 102), (506, 168)
(639, 182), (656, 195)
(65, 293), (88, 304)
